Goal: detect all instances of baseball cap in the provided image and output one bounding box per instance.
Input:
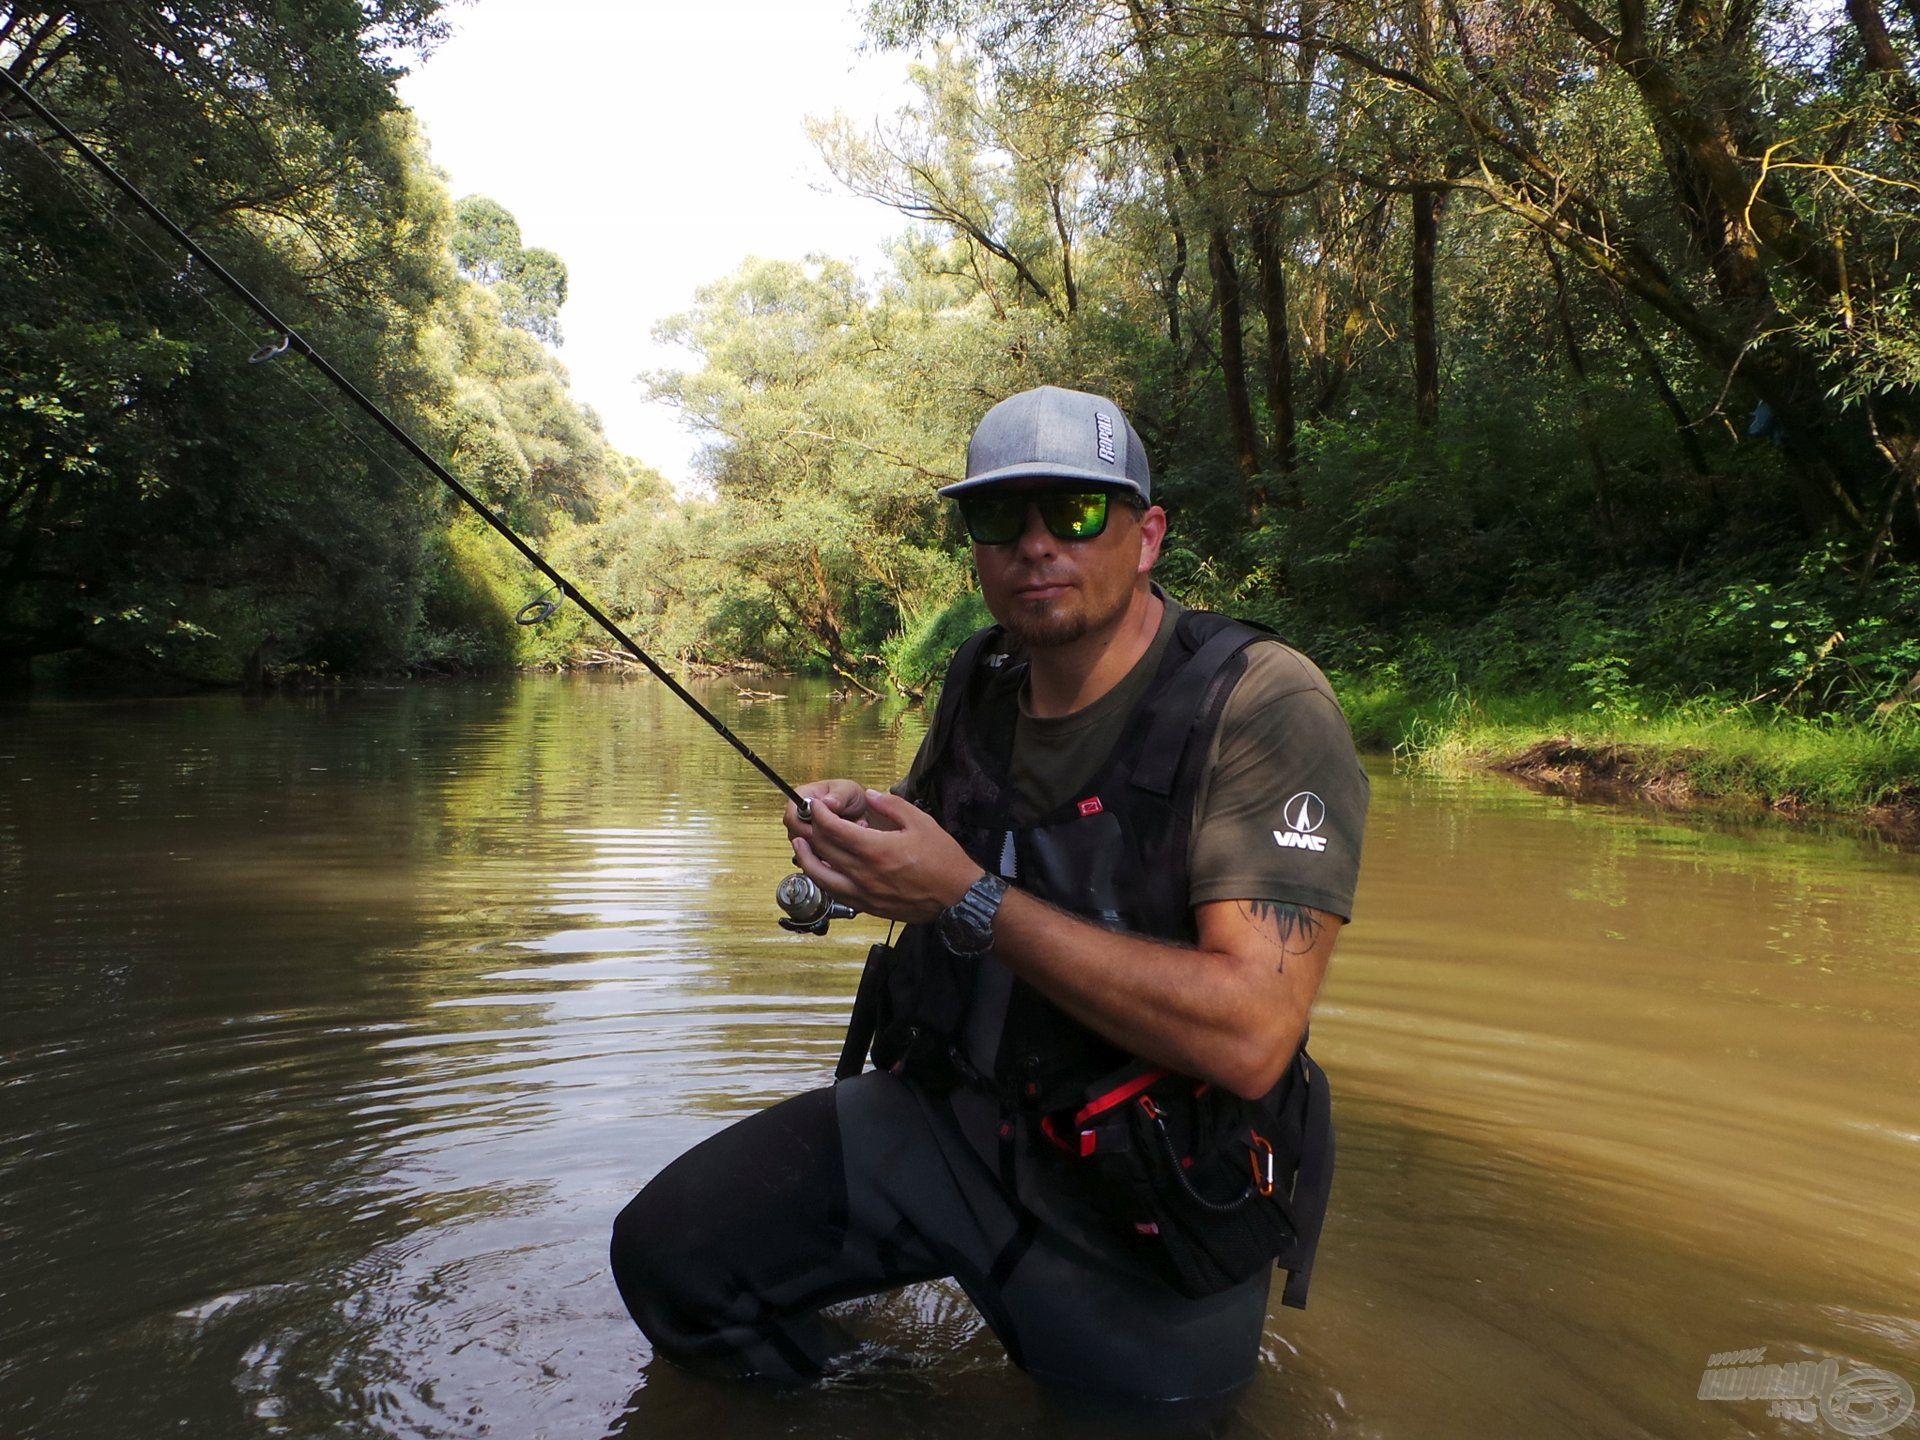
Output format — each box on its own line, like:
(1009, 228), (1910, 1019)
(938, 385), (1152, 503)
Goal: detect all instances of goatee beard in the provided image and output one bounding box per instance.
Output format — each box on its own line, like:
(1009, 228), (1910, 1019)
(1000, 609), (1091, 649)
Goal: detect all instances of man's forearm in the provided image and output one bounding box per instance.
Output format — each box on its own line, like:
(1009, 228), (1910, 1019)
(991, 887), (1328, 1099)
(783, 784), (1338, 1097)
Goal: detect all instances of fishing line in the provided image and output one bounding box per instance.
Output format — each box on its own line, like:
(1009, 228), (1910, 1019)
(2, 68), (812, 818)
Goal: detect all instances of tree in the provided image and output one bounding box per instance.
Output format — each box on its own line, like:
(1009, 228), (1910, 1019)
(1, 7), (625, 685)
(639, 256), (972, 687)
(451, 194), (568, 345)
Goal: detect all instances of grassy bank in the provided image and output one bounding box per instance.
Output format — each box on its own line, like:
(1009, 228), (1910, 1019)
(1337, 683), (1920, 828)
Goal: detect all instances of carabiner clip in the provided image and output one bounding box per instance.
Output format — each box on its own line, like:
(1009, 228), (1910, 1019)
(1250, 1133), (1275, 1197)
(249, 334), (291, 364)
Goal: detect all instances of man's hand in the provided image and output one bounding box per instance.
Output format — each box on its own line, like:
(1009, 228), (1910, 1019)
(782, 779), (881, 839)
(787, 787), (982, 925)
(781, 787), (1341, 1098)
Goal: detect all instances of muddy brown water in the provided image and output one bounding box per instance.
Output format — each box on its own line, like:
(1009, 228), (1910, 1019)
(1, 674), (1915, 1439)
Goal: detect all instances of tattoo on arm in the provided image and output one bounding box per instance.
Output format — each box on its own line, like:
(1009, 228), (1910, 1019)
(1238, 900), (1324, 972)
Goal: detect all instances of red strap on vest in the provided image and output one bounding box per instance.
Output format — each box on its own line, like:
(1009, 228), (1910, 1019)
(1073, 1066), (1169, 1126)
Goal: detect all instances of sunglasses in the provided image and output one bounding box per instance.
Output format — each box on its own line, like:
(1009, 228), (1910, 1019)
(956, 489), (1140, 545)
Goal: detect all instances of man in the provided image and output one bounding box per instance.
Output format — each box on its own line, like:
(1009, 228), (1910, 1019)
(611, 385), (1366, 1405)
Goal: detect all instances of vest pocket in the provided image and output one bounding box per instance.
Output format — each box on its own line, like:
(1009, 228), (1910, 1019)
(865, 924), (986, 1089)
(1040, 1058), (1317, 1301)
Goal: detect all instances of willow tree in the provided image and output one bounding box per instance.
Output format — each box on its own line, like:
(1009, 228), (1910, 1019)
(3, 9), (639, 683)
(642, 256), (967, 688)
(1, 4), (457, 682)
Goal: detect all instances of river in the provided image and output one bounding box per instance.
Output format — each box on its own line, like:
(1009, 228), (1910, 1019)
(1, 674), (1915, 1439)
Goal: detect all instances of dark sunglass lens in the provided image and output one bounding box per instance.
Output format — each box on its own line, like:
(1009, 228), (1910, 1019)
(959, 495), (1026, 544)
(1038, 491), (1110, 540)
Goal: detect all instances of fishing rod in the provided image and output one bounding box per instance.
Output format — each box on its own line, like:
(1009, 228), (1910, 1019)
(2, 68), (836, 856)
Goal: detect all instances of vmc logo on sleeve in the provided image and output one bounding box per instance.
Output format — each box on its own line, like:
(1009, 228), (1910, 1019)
(1274, 792), (1328, 852)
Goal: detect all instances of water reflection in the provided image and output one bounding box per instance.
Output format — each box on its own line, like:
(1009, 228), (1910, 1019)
(0, 675), (1915, 1438)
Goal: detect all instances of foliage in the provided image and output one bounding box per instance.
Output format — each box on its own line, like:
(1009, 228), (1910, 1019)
(1357, 686), (1920, 815)
(624, 255), (1000, 687)
(600, 0), (1920, 731)
(6, 0), (1918, 756)
(882, 586), (993, 697)
(451, 195), (568, 346)
(1293, 547), (1920, 723)
(411, 518), (521, 673)
(2, 6), (631, 687)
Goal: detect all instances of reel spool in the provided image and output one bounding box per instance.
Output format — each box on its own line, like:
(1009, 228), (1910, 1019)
(776, 873), (856, 935)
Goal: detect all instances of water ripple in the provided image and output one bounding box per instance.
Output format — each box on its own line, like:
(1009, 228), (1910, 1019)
(3, 680), (1916, 1439)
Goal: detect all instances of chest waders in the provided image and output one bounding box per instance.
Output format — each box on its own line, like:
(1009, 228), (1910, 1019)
(836, 611), (1335, 1308)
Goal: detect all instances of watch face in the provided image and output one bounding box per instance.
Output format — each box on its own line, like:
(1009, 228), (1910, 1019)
(940, 867), (1013, 960)
(939, 907), (991, 952)
(939, 876), (1000, 953)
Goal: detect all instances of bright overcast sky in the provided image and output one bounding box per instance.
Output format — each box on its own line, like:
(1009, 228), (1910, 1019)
(397, 0), (915, 485)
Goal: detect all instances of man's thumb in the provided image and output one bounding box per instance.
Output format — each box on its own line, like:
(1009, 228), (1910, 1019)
(863, 788), (917, 822)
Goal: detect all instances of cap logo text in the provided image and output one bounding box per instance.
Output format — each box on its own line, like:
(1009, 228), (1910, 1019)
(1094, 411), (1118, 465)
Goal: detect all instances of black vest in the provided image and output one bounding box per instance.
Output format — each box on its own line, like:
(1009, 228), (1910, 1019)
(834, 608), (1336, 1307)
(868, 609), (1273, 1098)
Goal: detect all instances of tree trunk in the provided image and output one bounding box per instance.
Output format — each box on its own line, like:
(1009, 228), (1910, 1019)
(1492, 180), (1868, 535)
(1253, 207), (1298, 475)
(1162, 167), (1187, 348)
(1550, 0), (1844, 301)
(1411, 188), (1440, 428)
(1048, 181), (1079, 314)
(1303, 189), (1391, 419)
(1859, 410), (1920, 581)
(1610, 292), (1713, 481)
(1846, 0), (1914, 94)
(1546, 246), (1616, 551)
(1209, 226), (1261, 500)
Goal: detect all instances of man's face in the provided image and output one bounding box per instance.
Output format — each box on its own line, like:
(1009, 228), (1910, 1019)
(968, 483), (1167, 650)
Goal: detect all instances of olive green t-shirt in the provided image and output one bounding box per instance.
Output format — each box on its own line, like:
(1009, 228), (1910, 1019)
(898, 593), (1369, 920)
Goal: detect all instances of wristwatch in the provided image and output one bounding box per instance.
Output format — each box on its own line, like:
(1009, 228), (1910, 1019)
(936, 872), (1009, 955)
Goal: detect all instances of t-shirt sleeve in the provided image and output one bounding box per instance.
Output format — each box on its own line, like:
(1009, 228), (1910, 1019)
(1187, 644), (1369, 920)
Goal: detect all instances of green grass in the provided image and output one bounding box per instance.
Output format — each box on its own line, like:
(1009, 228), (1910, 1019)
(1335, 680), (1920, 816)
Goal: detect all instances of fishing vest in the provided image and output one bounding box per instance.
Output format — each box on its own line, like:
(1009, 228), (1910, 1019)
(834, 607), (1335, 1307)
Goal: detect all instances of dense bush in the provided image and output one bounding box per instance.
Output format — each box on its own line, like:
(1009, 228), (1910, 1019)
(1284, 549), (1920, 720)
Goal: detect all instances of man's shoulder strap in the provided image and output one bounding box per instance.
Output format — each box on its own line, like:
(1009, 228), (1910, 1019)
(1174, 608), (1280, 649)
(920, 623), (1014, 771)
(948, 622), (1009, 684)
(1130, 609), (1281, 797)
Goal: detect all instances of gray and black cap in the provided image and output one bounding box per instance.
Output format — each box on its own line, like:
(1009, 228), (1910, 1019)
(938, 385), (1151, 503)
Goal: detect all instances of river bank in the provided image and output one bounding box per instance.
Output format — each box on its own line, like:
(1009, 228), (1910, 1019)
(20, 649), (1920, 841)
(1339, 684), (1920, 837)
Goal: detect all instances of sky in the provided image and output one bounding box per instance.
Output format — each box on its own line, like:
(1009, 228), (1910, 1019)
(396, 0), (915, 485)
